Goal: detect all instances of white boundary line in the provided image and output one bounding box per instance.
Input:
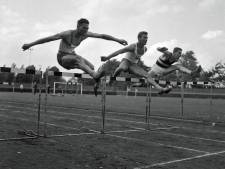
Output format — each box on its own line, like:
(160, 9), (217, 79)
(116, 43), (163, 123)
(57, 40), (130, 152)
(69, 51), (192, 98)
(106, 126), (179, 133)
(157, 131), (225, 144)
(0, 136), (37, 141)
(134, 150), (225, 169)
(47, 132), (99, 138)
(107, 134), (208, 154)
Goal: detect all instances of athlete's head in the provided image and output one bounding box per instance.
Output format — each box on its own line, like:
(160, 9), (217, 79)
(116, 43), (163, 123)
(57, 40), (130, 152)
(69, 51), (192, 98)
(77, 18), (89, 34)
(137, 31), (148, 45)
(173, 47), (182, 60)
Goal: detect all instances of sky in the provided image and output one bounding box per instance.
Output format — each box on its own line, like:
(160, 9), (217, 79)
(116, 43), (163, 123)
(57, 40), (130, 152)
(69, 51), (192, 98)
(0, 0), (225, 73)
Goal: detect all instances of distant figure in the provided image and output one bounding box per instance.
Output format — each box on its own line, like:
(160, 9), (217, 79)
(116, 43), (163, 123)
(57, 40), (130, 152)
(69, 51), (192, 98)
(33, 81), (37, 95)
(101, 31), (171, 94)
(47, 84), (50, 94)
(20, 84), (24, 93)
(22, 18), (128, 96)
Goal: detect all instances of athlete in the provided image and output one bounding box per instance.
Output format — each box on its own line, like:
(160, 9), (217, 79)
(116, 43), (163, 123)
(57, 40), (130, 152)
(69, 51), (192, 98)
(101, 31), (172, 94)
(148, 47), (201, 79)
(22, 18), (127, 96)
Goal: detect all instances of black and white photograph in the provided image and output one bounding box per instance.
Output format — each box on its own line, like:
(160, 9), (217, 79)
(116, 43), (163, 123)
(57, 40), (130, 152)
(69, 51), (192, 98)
(0, 0), (225, 168)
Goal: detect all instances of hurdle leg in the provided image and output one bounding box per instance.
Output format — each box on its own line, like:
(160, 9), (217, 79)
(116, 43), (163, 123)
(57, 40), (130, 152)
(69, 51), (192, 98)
(101, 76), (106, 134)
(180, 82), (184, 117)
(43, 69), (49, 137)
(145, 83), (151, 130)
(37, 73), (42, 137)
(209, 83), (214, 123)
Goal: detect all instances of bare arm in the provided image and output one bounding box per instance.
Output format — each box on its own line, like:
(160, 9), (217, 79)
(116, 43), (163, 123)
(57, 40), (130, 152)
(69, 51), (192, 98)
(87, 32), (128, 46)
(101, 45), (134, 62)
(157, 47), (171, 55)
(22, 31), (70, 51)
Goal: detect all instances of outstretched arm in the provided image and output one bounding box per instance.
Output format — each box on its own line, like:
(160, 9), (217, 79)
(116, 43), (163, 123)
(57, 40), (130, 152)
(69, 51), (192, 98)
(101, 45), (134, 62)
(22, 31), (70, 51)
(87, 32), (128, 46)
(157, 47), (171, 55)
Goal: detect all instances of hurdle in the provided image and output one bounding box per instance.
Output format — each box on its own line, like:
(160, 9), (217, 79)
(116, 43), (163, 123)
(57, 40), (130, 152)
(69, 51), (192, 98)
(0, 67), (217, 138)
(100, 76), (216, 132)
(45, 71), (150, 134)
(0, 67), (42, 140)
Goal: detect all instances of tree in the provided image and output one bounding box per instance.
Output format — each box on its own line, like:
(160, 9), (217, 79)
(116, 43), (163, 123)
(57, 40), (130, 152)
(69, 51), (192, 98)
(179, 51), (201, 81)
(198, 70), (213, 82)
(211, 62), (225, 82)
(43, 66), (65, 86)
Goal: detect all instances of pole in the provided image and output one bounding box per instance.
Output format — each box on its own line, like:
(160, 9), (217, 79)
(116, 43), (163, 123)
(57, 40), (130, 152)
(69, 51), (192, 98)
(101, 76), (106, 134)
(146, 83), (151, 130)
(209, 83), (213, 122)
(43, 69), (49, 137)
(37, 72), (42, 137)
(180, 82), (184, 117)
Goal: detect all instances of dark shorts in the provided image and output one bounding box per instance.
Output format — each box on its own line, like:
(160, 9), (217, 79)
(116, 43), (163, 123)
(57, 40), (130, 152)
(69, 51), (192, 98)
(57, 51), (80, 70)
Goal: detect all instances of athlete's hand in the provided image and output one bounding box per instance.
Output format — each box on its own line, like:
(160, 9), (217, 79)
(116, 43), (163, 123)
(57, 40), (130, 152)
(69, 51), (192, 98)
(22, 44), (31, 51)
(157, 47), (168, 52)
(118, 39), (128, 46)
(101, 56), (108, 62)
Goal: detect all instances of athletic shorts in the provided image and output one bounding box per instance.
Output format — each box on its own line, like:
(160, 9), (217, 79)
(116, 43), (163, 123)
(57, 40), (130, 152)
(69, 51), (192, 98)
(149, 63), (167, 77)
(57, 51), (81, 70)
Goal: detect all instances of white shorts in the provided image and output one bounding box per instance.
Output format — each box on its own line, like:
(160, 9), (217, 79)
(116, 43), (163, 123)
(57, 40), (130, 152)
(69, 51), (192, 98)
(149, 62), (181, 77)
(149, 64), (166, 77)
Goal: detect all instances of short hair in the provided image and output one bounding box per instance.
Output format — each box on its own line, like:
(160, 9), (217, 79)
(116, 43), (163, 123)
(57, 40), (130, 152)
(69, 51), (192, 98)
(173, 47), (182, 53)
(77, 18), (89, 26)
(138, 31), (148, 39)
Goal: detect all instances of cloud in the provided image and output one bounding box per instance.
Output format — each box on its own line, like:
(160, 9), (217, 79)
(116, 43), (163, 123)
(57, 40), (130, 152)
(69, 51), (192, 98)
(201, 30), (224, 40)
(0, 5), (26, 38)
(0, 5), (26, 25)
(198, 0), (216, 9)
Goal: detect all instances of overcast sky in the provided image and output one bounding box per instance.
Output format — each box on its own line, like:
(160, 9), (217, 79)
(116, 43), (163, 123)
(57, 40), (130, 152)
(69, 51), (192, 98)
(0, 0), (224, 72)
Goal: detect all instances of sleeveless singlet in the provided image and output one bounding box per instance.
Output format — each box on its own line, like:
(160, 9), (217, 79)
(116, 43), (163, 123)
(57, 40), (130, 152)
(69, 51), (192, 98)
(156, 52), (177, 68)
(125, 43), (147, 64)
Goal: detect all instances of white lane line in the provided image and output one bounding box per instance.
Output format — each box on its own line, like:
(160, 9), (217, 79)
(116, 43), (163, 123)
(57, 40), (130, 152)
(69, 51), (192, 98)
(134, 150), (225, 169)
(0, 136), (37, 141)
(107, 129), (144, 133)
(109, 126), (179, 133)
(179, 126), (225, 135)
(158, 131), (225, 144)
(47, 132), (99, 138)
(107, 134), (208, 154)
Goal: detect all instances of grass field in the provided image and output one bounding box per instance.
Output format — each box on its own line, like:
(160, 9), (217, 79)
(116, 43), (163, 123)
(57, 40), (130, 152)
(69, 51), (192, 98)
(0, 92), (225, 169)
